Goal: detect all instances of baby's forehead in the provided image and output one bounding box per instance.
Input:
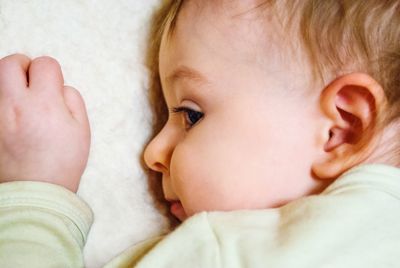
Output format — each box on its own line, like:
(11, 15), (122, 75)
(160, 1), (311, 102)
(182, 0), (269, 22)
(171, 0), (301, 73)
(176, 0), (284, 54)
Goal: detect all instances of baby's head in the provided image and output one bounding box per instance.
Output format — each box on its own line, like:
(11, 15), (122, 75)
(144, 0), (400, 221)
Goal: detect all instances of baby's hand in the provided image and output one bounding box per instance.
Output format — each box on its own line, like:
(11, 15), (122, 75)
(0, 54), (90, 192)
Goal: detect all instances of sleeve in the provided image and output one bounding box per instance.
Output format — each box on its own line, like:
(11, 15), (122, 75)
(0, 181), (93, 268)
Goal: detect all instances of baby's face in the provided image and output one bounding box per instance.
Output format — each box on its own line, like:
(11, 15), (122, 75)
(144, 1), (328, 221)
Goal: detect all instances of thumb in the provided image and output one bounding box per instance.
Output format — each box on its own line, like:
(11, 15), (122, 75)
(63, 85), (90, 127)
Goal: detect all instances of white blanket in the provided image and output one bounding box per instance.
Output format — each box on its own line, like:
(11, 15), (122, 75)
(0, 1), (168, 267)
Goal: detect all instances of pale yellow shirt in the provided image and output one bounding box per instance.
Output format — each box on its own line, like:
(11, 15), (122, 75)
(1, 164), (400, 267)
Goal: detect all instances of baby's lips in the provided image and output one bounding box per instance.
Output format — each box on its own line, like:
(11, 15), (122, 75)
(169, 200), (187, 221)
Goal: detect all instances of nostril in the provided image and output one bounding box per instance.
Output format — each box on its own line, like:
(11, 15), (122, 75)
(151, 162), (167, 173)
(143, 128), (171, 174)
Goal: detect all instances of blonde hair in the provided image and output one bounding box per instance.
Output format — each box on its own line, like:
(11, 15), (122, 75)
(141, 0), (184, 227)
(144, 0), (400, 165)
(296, 1), (400, 119)
(291, 0), (400, 164)
(145, 0), (183, 135)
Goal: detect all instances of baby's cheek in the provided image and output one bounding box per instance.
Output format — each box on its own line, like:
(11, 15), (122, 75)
(170, 143), (215, 211)
(169, 144), (201, 192)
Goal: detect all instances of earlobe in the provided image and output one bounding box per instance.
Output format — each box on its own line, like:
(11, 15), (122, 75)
(312, 73), (386, 179)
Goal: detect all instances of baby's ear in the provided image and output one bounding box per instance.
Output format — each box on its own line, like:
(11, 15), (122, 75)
(312, 72), (386, 179)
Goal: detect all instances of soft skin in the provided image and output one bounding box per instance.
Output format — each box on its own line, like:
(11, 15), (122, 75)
(143, 1), (331, 221)
(0, 54), (90, 193)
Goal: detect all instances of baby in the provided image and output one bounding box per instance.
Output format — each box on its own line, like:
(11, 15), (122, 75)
(1, 0), (400, 267)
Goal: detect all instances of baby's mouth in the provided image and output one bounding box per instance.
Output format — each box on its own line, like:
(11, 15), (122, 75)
(169, 200), (187, 221)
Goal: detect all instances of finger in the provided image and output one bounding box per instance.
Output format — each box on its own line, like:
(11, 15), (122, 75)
(28, 56), (64, 98)
(63, 86), (90, 127)
(0, 54), (31, 98)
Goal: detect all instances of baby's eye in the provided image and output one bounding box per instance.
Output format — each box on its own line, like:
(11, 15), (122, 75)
(171, 106), (204, 129)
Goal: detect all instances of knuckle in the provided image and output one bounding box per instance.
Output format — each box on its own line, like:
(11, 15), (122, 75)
(0, 53), (28, 62)
(31, 56), (61, 71)
(65, 86), (83, 99)
(0, 54), (28, 71)
(64, 85), (77, 91)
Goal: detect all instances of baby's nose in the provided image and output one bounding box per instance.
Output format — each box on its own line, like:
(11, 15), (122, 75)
(143, 129), (171, 174)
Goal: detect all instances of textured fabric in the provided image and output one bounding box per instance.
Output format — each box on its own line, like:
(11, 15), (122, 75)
(0, 182), (93, 268)
(1, 164), (400, 267)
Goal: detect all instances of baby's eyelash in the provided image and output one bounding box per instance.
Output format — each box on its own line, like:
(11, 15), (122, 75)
(170, 106), (204, 129)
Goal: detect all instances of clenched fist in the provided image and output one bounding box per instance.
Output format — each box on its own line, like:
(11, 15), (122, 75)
(0, 54), (90, 192)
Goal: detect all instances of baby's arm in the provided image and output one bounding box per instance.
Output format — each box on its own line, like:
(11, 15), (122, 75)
(0, 54), (92, 267)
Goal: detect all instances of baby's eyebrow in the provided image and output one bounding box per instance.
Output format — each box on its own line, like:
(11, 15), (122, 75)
(166, 66), (209, 86)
